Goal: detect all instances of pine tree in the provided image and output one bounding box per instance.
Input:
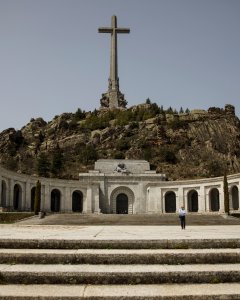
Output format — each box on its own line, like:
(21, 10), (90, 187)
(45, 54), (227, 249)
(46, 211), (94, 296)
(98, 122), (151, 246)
(223, 172), (230, 215)
(34, 180), (41, 215)
(51, 146), (64, 177)
(37, 152), (50, 177)
(75, 108), (85, 120)
(145, 98), (151, 104)
(179, 107), (184, 114)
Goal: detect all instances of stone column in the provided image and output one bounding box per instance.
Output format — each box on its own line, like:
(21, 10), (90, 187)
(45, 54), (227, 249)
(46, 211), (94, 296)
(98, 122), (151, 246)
(205, 188), (210, 212)
(138, 183), (145, 213)
(86, 185), (93, 213)
(9, 178), (14, 209)
(198, 186), (206, 213)
(64, 187), (72, 212)
(219, 184), (225, 213)
(44, 184), (50, 212)
(177, 187), (184, 210)
(25, 181), (31, 211)
(93, 184), (100, 213)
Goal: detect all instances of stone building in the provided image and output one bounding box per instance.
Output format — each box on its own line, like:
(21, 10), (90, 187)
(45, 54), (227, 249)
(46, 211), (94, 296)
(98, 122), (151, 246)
(0, 159), (239, 214)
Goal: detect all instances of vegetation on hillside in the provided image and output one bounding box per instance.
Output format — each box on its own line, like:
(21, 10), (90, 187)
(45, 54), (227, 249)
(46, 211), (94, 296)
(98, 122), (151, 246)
(0, 101), (239, 181)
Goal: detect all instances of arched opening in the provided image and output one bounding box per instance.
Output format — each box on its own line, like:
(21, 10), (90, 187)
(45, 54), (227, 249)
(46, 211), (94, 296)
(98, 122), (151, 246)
(31, 187), (36, 212)
(13, 184), (22, 211)
(51, 189), (61, 212)
(116, 193), (128, 214)
(1, 180), (7, 207)
(165, 191), (176, 213)
(72, 190), (83, 212)
(110, 187), (134, 214)
(231, 186), (239, 210)
(209, 188), (220, 211)
(188, 190), (198, 212)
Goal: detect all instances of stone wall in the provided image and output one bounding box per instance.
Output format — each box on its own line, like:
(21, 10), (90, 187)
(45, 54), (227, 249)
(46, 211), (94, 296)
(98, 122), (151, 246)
(0, 163), (240, 214)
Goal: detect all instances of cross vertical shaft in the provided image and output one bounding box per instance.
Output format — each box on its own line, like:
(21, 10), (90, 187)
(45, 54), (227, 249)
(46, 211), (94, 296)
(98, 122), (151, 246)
(98, 15), (130, 108)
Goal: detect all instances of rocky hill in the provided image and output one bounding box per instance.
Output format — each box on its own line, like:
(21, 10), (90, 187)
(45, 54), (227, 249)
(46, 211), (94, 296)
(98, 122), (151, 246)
(0, 103), (240, 180)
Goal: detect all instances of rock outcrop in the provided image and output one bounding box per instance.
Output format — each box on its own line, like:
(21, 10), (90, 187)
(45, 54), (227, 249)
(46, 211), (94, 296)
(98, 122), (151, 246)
(0, 104), (239, 180)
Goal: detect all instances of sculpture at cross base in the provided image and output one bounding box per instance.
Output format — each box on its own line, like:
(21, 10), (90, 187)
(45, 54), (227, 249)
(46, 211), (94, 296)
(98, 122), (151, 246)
(98, 15), (130, 109)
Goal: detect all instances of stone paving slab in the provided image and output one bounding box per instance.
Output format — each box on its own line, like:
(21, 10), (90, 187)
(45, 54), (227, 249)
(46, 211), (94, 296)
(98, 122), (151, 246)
(0, 284), (240, 299)
(0, 224), (240, 240)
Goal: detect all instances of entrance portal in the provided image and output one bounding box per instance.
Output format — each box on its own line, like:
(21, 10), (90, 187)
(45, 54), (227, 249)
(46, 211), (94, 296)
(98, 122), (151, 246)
(72, 191), (83, 212)
(209, 188), (220, 211)
(13, 184), (22, 211)
(51, 189), (61, 212)
(188, 190), (198, 212)
(116, 193), (128, 214)
(165, 191), (176, 213)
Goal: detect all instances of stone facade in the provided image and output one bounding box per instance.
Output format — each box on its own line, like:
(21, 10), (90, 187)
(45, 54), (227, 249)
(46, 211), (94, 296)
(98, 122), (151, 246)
(0, 159), (239, 214)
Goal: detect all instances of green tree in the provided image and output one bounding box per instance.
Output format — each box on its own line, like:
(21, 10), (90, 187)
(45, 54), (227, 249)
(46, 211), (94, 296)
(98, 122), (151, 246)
(34, 180), (41, 215)
(78, 144), (98, 164)
(51, 146), (64, 177)
(146, 98), (151, 104)
(166, 106), (173, 114)
(75, 108), (85, 120)
(37, 152), (50, 177)
(223, 172), (230, 215)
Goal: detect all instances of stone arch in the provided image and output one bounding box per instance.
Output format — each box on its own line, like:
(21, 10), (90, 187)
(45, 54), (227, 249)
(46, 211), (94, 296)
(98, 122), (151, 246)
(31, 187), (36, 212)
(13, 184), (22, 211)
(1, 180), (7, 207)
(209, 188), (220, 211)
(231, 186), (239, 210)
(72, 190), (83, 212)
(51, 189), (61, 212)
(165, 191), (176, 213)
(187, 190), (198, 212)
(110, 187), (134, 214)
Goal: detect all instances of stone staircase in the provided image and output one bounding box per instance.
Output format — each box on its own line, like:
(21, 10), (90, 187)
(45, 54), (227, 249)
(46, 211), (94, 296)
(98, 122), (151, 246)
(0, 239), (240, 299)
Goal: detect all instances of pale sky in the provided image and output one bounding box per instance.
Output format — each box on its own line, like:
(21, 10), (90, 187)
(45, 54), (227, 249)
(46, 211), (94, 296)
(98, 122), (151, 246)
(0, 0), (239, 131)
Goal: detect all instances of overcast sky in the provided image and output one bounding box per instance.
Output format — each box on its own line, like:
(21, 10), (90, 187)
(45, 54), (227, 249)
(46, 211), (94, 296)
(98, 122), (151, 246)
(0, 0), (239, 131)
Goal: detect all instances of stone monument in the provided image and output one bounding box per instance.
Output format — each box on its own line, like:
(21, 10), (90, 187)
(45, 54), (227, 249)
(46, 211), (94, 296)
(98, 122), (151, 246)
(98, 15), (130, 109)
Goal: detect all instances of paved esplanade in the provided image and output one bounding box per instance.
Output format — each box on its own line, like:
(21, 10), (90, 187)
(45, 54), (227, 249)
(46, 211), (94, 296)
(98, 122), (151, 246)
(99, 15), (130, 108)
(1, 224), (240, 240)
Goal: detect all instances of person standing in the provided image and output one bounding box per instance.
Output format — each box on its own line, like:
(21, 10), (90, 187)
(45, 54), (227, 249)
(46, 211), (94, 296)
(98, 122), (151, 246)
(179, 206), (186, 229)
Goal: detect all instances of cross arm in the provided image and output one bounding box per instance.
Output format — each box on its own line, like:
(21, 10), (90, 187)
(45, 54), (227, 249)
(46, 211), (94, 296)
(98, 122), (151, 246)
(98, 27), (113, 33)
(116, 28), (130, 34)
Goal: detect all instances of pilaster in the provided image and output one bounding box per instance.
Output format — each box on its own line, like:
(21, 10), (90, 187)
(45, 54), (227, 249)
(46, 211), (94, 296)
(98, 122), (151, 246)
(86, 185), (93, 213)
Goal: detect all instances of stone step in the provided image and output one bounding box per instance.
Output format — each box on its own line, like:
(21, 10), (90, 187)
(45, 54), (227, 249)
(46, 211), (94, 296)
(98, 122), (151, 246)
(17, 213), (240, 226)
(0, 264), (240, 284)
(0, 283), (240, 299)
(0, 248), (240, 264)
(1, 238), (240, 249)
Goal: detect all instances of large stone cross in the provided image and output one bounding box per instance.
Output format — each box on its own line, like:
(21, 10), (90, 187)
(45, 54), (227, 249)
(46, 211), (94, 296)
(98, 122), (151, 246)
(98, 15), (130, 109)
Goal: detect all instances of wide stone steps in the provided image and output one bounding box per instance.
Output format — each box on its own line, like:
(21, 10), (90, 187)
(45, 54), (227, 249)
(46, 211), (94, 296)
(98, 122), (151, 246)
(1, 238), (240, 249)
(0, 263), (240, 284)
(0, 239), (240, 299)
(0, 248), (240, 265)
(0, 283), (240, 299)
